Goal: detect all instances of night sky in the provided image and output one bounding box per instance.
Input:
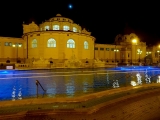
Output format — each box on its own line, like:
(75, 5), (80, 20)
(0, 1), (159, 45)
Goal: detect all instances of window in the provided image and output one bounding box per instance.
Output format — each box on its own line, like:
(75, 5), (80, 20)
(63, 26), (69, 31)
(84, 41), (88, 49)
(5, 42), (12, 46)
(94, 47), (98, 50)
(100, 48), (104, 50)
(45, 26), (49, 30)
(32, 39), (37, 48)
(67, 39), (75, 48)
(111, 48), (114, 51)
(53, 25), (59, 30)
(106, 48), (110, 51)
(5, 42), (8, 46)
(47, 38), (56, 47)
(73, 27), (77, 32)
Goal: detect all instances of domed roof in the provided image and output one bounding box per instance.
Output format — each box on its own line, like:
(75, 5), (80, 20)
(56, 14), (62, 17)
(48, 14), (73, 23)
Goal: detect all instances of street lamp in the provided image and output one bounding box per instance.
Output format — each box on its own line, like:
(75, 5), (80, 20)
(137, 49), (142, 62)
(157, 50), (160, 63)
(146, 51), (152, 57)
(12, 43), (22, 63)
(158, 45), (160, 63)
(132, 39), (137, 64)
(114, 49), (119, 63)
(132, 39), (137, 44)
(146, 51), (151, 65)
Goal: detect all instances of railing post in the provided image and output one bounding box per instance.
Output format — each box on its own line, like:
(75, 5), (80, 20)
(36, 80), (38, 98)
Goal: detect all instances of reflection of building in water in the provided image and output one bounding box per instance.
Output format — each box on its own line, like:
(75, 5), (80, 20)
(47, 82), (57, 97)
(136, 73), (142, 85)
(157, 76), (160, 83)
(64, 73), (94, 94)
(112, 80), (119, 88)
(66, 77), (75, 96)
(0, 14), (159, 66)
(83, 81), (88, 92)
(145, 69), (151, 83)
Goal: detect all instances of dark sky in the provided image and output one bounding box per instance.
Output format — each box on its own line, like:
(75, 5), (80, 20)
(0, 1), (159, 45)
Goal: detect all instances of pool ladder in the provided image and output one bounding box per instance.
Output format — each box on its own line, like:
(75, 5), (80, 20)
(36, 80), (46, 98)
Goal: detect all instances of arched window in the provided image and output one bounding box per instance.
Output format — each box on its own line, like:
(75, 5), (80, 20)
(63, 26), (69, 31)
(73, 27), (77, 32)
(32, 39), (37, 48)
(53, 25), (59, 30)
(45, 26), (49, 30)
(47, 38), (56, 47)
(84, 41), (88, 49)
(67, 39), (75, 48)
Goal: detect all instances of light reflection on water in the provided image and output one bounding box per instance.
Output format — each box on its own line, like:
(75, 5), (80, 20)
(0, 67), (159, 101)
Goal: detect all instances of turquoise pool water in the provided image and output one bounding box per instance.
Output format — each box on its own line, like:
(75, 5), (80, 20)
(0, 66), (159, 101)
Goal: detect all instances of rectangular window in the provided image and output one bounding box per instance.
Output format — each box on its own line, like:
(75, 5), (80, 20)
(111, 48), (114, 51)
(4, 42), (12, 46)
(94, 47), (98, 50)
(106, 48), (109, 51)
(100, 48), (104, 50)
(9, 42), (12, 46)
(5, 42), (8, 46)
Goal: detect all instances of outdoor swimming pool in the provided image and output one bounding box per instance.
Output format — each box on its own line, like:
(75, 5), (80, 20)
(0, 66), (160, 101)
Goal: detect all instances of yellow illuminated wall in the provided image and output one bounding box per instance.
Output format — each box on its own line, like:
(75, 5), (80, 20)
(22, 32), (94, 62)
(0, 37), (24, 63)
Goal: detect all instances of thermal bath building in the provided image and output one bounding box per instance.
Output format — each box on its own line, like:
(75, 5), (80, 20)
(0, 14), (158, 69)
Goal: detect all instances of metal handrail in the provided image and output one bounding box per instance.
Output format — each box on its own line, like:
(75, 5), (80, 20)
(36, 80), (46, 98)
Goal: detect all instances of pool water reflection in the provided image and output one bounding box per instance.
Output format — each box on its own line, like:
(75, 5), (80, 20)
(0, 66), (160, 101)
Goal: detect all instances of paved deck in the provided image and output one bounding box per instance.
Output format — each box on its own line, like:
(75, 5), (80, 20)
(1, 83), (160, 120)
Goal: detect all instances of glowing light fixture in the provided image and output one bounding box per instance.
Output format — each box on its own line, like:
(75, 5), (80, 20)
(132, 39), (137, 43)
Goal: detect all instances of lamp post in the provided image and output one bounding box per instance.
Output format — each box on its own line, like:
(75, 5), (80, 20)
(157, 50), (160, 63)
(158, 45), (160, 63)
(137, 49), (142, 62)
(146, 51), (151, 65)
(132, 39), (137, 64)
(12, 43), (22, 63)
(114, 49), (119, 63)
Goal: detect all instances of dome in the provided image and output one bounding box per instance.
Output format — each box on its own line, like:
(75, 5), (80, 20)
(56, 14), (62, 17)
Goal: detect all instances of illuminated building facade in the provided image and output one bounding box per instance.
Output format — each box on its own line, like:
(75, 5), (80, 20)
(95, 33), (147, 64)
(0, 14), (159, 68)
